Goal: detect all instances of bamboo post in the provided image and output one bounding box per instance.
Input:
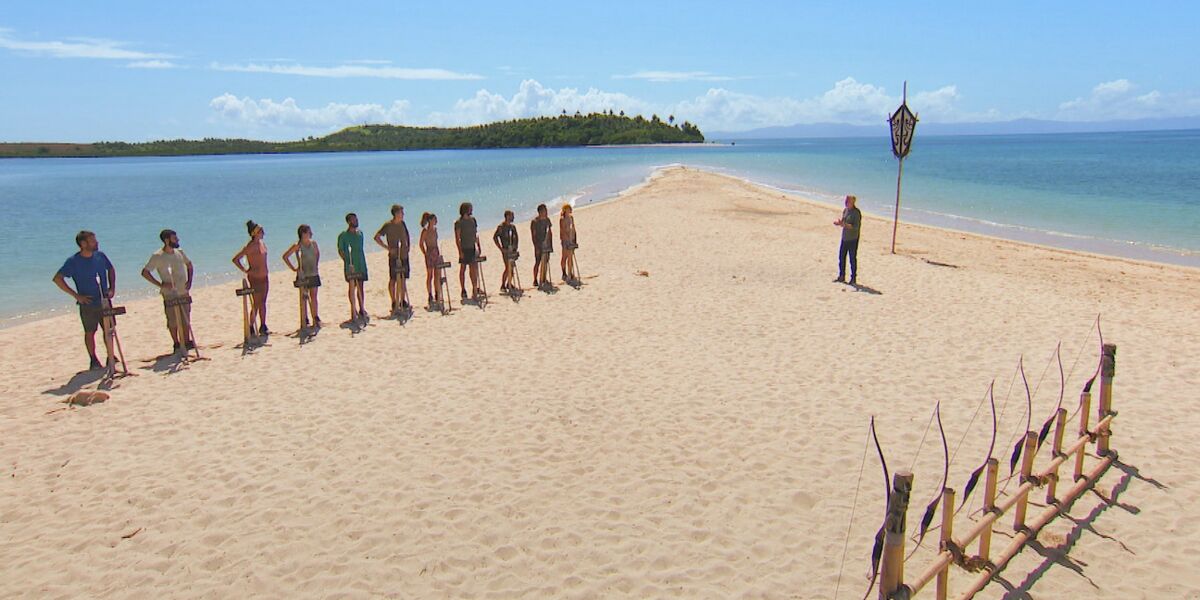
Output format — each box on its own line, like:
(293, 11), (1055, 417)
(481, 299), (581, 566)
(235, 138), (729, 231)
(298, 284), (306, 335)
(1045, 408), (1068, 504)
(879, 470), (914, 600)
(977, 458), (999, 563)
(935, 487), (955, 600)
(1074, 391), (1092, 481)
(1012, 432), (1038, 531)
(1097, 344), (1117, 456)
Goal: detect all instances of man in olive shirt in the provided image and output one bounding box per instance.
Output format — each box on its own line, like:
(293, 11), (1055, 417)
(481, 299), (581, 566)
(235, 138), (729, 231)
(833, 195), (862, 285)
(373, 204), (411, 312)
(530, 203), (553, 287)
(140, 229), (194, 353)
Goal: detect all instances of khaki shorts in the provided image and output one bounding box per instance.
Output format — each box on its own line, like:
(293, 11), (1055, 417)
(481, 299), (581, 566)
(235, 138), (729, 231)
(163, 294), (192, 334)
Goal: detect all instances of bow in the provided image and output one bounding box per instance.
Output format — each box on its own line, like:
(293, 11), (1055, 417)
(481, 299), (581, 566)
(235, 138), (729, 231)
(862, 416), (891, 600)
(912, 401), (949, 552)
(1082, 315), (1104, 395)
(1036, 343), (1065, 450)
(1008, 356), (1033, 475)
(958, 380), (996, 511)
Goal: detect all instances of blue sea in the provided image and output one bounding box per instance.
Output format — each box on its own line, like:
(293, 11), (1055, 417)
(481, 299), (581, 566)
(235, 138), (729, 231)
(1, 130), (1198, 324)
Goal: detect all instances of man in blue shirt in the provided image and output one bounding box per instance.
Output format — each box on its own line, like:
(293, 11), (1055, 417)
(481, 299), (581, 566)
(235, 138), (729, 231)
(52, 230), (117, 370)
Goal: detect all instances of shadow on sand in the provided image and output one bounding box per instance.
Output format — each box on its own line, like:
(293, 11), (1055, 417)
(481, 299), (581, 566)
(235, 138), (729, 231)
(995, 458), (1142, 598)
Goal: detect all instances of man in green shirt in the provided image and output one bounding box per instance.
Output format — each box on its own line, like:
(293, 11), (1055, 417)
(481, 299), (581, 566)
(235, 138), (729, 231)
(338, 213), (368, 320)
(833, 195), (862, 286)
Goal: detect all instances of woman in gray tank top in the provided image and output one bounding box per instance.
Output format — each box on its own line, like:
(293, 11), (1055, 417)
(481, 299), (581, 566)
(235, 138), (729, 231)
(282, 224), (322, 327)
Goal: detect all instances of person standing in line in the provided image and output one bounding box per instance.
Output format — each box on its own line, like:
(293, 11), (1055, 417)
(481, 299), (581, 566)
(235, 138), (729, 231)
(52, 230), (116, 370)
(282, 224), (322, 327)
(232, 220), (270, 335)
(140, 229), (194, 354)
(559, 203), (578, 281)
(454, 202), (482, 300)
(338, 213), (369, 320)
(373, 204), (411, 313)
(493, 210), (519, 292)
(530, 203), (553, 287)
(833, 195), (862, 286)
(419, 212), (444, 307)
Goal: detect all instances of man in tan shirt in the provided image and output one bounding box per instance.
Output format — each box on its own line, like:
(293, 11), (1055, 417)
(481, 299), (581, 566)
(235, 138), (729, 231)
(141, 229), (194, 353)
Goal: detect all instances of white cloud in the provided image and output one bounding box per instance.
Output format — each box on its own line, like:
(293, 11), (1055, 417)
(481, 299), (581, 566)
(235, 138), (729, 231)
(616, 70), (736, 82)
(1057, 79), (1200, 120)
(0, 29), (173, 60)
(127, 60), (177, 69)
(428, 79), (653, 125)
(210, 62), (482, 80)
(209, 93), (410, 131)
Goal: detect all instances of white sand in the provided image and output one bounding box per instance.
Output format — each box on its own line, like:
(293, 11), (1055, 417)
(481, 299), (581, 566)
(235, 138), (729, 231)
(1, 167), (1198, 598)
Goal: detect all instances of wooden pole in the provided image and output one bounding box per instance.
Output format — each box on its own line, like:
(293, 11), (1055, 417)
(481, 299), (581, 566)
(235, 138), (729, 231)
(935, 487), (956, 600)
(891, 158), (904, 254)
(977, 458), (999, 564)
(1045, 408), (1068, 504)
(1074, 391), (1092, 481)
(1013, 432), (1038, 531)
(879, 470), (914, 600)
(1097, 343), (1117, 456)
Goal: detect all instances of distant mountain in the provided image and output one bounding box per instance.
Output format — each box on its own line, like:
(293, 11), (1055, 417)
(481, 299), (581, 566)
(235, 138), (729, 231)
(710, 116), (1200, 139)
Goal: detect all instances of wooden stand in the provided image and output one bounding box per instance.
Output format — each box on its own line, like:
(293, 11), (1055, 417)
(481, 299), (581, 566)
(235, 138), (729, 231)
(506, 250), (523, 296)
(99, 301), (129, 376)
(474, 255), (489, 307)
(1012, 432), (1038, 531)
(435, 261), (453, 314)
(236, 279), (256, 343)
(976, 458), (999, 565)
(165, 295), (199, 359)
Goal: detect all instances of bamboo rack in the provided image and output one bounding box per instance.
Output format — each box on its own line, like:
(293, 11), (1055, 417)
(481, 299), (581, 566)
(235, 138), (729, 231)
(878, 343), (1118, 600)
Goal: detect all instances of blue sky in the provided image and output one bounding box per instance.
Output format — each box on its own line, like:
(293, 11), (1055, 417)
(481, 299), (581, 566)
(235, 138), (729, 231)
(2, 1), (1197, 141)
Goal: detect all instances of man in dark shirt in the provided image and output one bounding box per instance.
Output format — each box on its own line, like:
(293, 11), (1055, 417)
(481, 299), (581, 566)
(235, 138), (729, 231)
(454, 202), (482, 299)
(530, 203), (553, 287)
(52, 230), (117, 370)
(834, 195), (862, 285)
(493, 210), (519, 292)
(374, 204), (412, 312)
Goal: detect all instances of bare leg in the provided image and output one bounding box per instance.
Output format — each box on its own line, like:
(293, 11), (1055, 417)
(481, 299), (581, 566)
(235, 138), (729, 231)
(356, 281), (366, 314)
(310, 289), (321, 323)
(399, 275), (408, 307)
(458, 263), (467, 294)
(470, 263), (480, 295)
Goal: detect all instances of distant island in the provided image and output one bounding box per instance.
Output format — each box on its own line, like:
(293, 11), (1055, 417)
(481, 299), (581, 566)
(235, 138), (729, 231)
(0, 112), (705, 158)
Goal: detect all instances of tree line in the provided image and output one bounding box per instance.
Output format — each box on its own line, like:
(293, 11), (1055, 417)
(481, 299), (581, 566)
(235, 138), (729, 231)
(0, 112), (705, 158)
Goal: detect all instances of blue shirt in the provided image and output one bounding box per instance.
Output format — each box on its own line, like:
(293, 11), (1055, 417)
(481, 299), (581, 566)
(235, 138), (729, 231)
(57, 251), (113, 306)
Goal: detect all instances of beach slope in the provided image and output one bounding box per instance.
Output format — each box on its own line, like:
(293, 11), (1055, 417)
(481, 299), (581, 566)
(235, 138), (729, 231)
(1, 167), (1197, 598)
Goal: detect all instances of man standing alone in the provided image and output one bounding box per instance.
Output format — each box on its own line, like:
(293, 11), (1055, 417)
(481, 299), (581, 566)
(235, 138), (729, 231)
(833, 195), (862, 286)
(52, 230), (116, 370)
(373, 204), (411, 312)
(141, 229), (194, 354)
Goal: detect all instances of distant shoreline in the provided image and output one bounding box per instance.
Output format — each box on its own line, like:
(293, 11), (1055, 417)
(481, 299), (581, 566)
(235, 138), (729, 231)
(0, 113), (705, 159)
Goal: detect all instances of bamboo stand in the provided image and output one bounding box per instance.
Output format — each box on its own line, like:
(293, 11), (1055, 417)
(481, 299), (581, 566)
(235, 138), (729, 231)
(879, 470), (914, 599)
(99, 298), (129, 376)
(902, 343), (1119, 599)
(475, 255), (488, 307)
(435, 261), (453, 314)
(167, 295), (199, 359)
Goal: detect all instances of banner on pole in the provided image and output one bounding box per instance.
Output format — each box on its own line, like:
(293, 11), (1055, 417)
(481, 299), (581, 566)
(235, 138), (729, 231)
(889, 101), (918, 159)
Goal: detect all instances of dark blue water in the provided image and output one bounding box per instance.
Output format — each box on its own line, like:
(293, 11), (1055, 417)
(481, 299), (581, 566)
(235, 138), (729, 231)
(1, 131), (1197, 323)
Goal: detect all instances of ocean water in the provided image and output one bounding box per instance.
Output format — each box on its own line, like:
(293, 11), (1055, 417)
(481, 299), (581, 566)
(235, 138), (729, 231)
(1, 130), (1198, 324)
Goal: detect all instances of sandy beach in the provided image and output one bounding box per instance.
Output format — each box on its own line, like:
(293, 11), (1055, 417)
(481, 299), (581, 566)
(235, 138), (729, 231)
(2, 167), (1198, 598)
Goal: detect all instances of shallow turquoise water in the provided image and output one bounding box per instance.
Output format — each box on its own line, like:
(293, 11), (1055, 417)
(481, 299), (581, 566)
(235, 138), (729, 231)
(1, 131), (1197, 323)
